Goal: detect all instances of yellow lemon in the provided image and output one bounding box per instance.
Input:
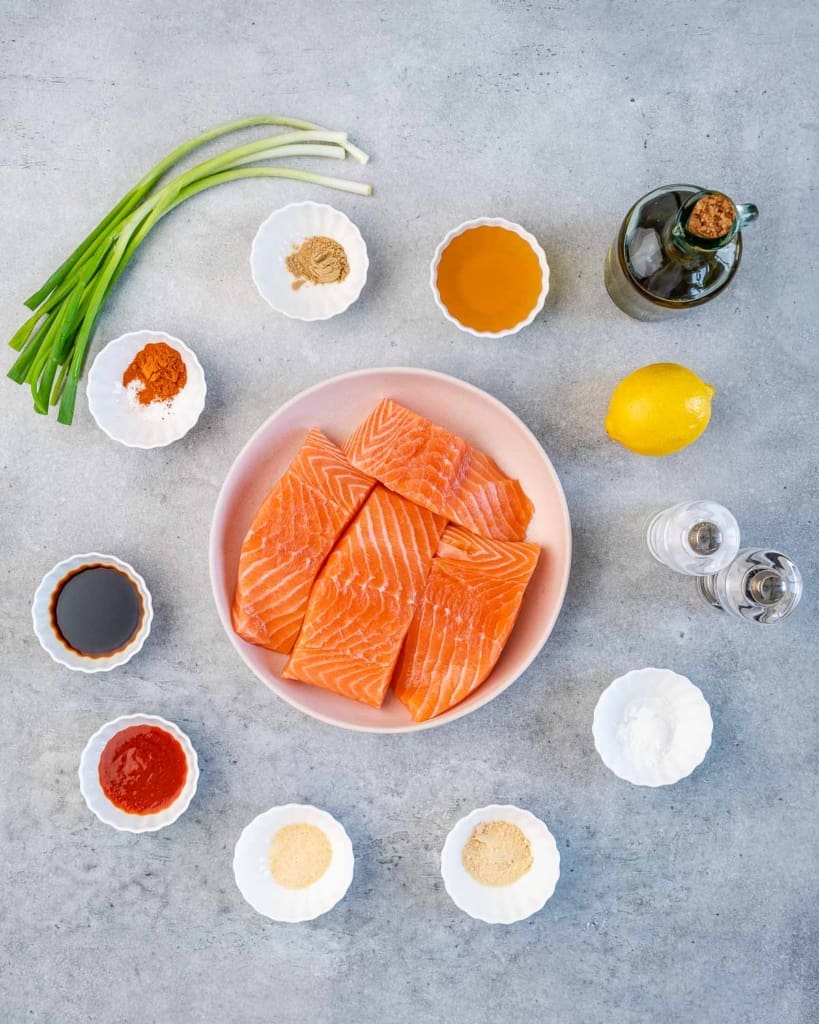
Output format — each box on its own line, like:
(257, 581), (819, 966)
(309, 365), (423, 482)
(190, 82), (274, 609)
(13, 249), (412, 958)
(605, 363), (715, 456)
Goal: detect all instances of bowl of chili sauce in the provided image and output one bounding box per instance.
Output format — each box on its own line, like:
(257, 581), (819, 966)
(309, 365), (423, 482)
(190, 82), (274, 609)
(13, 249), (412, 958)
(79, 714), (199, 832)
(32, 553), (153, 673)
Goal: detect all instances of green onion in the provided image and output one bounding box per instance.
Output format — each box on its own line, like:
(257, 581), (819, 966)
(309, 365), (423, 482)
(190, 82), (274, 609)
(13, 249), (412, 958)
(8, 117), (371, 424)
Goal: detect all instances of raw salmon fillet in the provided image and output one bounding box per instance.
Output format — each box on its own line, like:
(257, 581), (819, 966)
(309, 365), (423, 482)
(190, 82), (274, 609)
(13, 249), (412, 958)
(232, 427), (374, 654)
(344, 398), (534, 541)
(283, 486), (446, 707)
(393, 525), (540, 722)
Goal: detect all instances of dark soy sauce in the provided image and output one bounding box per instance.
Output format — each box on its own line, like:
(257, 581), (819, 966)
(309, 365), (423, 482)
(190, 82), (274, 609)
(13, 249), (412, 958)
(51, 565), (143, 657)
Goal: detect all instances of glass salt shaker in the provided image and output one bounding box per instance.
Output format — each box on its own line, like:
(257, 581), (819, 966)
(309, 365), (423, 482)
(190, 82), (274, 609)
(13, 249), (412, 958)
(696, 548), (803, 624)
(646, 500), (740, 576)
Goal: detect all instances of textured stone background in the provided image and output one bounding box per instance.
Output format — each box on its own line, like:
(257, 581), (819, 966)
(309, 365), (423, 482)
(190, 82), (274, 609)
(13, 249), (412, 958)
(1, 1), (817, 1022)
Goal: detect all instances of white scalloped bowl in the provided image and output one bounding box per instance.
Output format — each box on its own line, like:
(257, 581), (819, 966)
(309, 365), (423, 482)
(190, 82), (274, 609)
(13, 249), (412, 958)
(250, 201), (368, 321)
(441, 805), (560, 924)
(32, 552), (153, 673)
(233, 804), (355, 923)
(593, 667), (713, 787)
(78, 714), (199, 832)
(87, 330), (206, 448)
(430, 217), (550, 338)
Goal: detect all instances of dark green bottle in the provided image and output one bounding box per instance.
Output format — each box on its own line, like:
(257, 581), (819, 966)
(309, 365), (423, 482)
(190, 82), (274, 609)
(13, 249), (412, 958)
(604, 185), (759, 321)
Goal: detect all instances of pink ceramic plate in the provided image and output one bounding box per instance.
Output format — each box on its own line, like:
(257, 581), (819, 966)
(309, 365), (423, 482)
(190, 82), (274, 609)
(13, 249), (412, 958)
(209, 367), (571, 733)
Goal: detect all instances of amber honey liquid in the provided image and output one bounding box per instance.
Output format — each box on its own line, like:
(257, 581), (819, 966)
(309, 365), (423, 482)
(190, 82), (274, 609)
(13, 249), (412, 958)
(436, 225), (542, 333)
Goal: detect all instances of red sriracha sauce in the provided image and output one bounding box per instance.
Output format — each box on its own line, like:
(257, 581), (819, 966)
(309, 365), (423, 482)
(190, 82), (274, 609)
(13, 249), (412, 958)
(98, 725), (188, 815)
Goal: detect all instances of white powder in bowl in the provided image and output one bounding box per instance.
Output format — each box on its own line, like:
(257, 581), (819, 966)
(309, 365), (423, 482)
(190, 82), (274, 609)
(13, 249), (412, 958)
(593, 668), (713, 787)
(616, 706), (674, 770)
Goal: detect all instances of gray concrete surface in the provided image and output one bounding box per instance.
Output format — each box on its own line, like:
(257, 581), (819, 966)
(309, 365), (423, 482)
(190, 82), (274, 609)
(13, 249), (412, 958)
(1, 1), (817, 1021)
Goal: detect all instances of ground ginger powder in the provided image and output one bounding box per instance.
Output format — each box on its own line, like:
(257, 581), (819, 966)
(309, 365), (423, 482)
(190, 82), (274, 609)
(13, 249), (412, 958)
(268, 823), (332, 889)
(285, 235), (350, 290)
(462, 820), (533, 887)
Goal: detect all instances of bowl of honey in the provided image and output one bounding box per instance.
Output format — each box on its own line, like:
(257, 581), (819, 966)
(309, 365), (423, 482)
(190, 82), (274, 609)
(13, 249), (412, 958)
(32, 553), (153, 673)
(430, 218), (550, 338)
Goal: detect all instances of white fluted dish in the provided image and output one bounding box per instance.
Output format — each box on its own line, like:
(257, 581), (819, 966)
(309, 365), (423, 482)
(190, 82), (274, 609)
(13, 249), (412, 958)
(78, 714), (199, 832)
(32, 552), (153, 673)
(440, 804), (560, 924)
(430, 217), (550, 338)
(250, 201), (368, 321)
(233, 804), (355, 923)
(87, 330), (206, 448)
(593, 667), (713, 787)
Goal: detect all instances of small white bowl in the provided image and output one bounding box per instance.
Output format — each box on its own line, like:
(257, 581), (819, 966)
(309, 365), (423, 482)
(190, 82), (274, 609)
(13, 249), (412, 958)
(78, 714), (199, 832)
(32, 552), (153, 673)
(87, 329), (206, 448)
(593, 667), (713, 787)
(250, 201), (368, 321)
(440, 805), (560, 924)
(233, 804), (355, 922)
(429, 217), (550, 339)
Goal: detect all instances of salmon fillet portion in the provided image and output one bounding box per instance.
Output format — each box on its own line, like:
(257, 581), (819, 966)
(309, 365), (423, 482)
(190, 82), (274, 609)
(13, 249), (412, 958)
(344, 398), (533, 541)
(283, 486), (446, 707)
(343, 398), (468, 516)
(445, 448), (535, 543)
(393, 525), (540, 722)
(232, 428), (374, 654)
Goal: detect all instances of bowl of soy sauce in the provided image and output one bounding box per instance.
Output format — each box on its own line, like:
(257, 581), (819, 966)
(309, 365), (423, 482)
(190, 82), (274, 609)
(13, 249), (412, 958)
(32, 553), (153, 673)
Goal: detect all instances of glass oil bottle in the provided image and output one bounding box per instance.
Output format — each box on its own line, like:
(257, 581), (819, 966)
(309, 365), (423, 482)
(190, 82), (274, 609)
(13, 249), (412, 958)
(604, 185), (758, 320)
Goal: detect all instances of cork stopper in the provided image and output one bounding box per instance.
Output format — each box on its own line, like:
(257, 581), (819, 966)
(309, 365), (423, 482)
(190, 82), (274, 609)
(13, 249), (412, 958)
(686, 194), (736, 239)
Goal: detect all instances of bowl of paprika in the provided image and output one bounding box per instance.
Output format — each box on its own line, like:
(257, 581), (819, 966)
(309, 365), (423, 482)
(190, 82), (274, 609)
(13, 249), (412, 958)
(87, 329), (206, 448)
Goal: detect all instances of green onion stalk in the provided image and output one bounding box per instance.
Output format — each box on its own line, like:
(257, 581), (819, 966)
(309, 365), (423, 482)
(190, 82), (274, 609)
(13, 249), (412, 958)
(6, 117), (372, 424)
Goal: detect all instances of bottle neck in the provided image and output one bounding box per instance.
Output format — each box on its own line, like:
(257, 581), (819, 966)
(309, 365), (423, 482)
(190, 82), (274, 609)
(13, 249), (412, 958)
(667, 191), (758, 262)
(667, 224), (716, 263)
